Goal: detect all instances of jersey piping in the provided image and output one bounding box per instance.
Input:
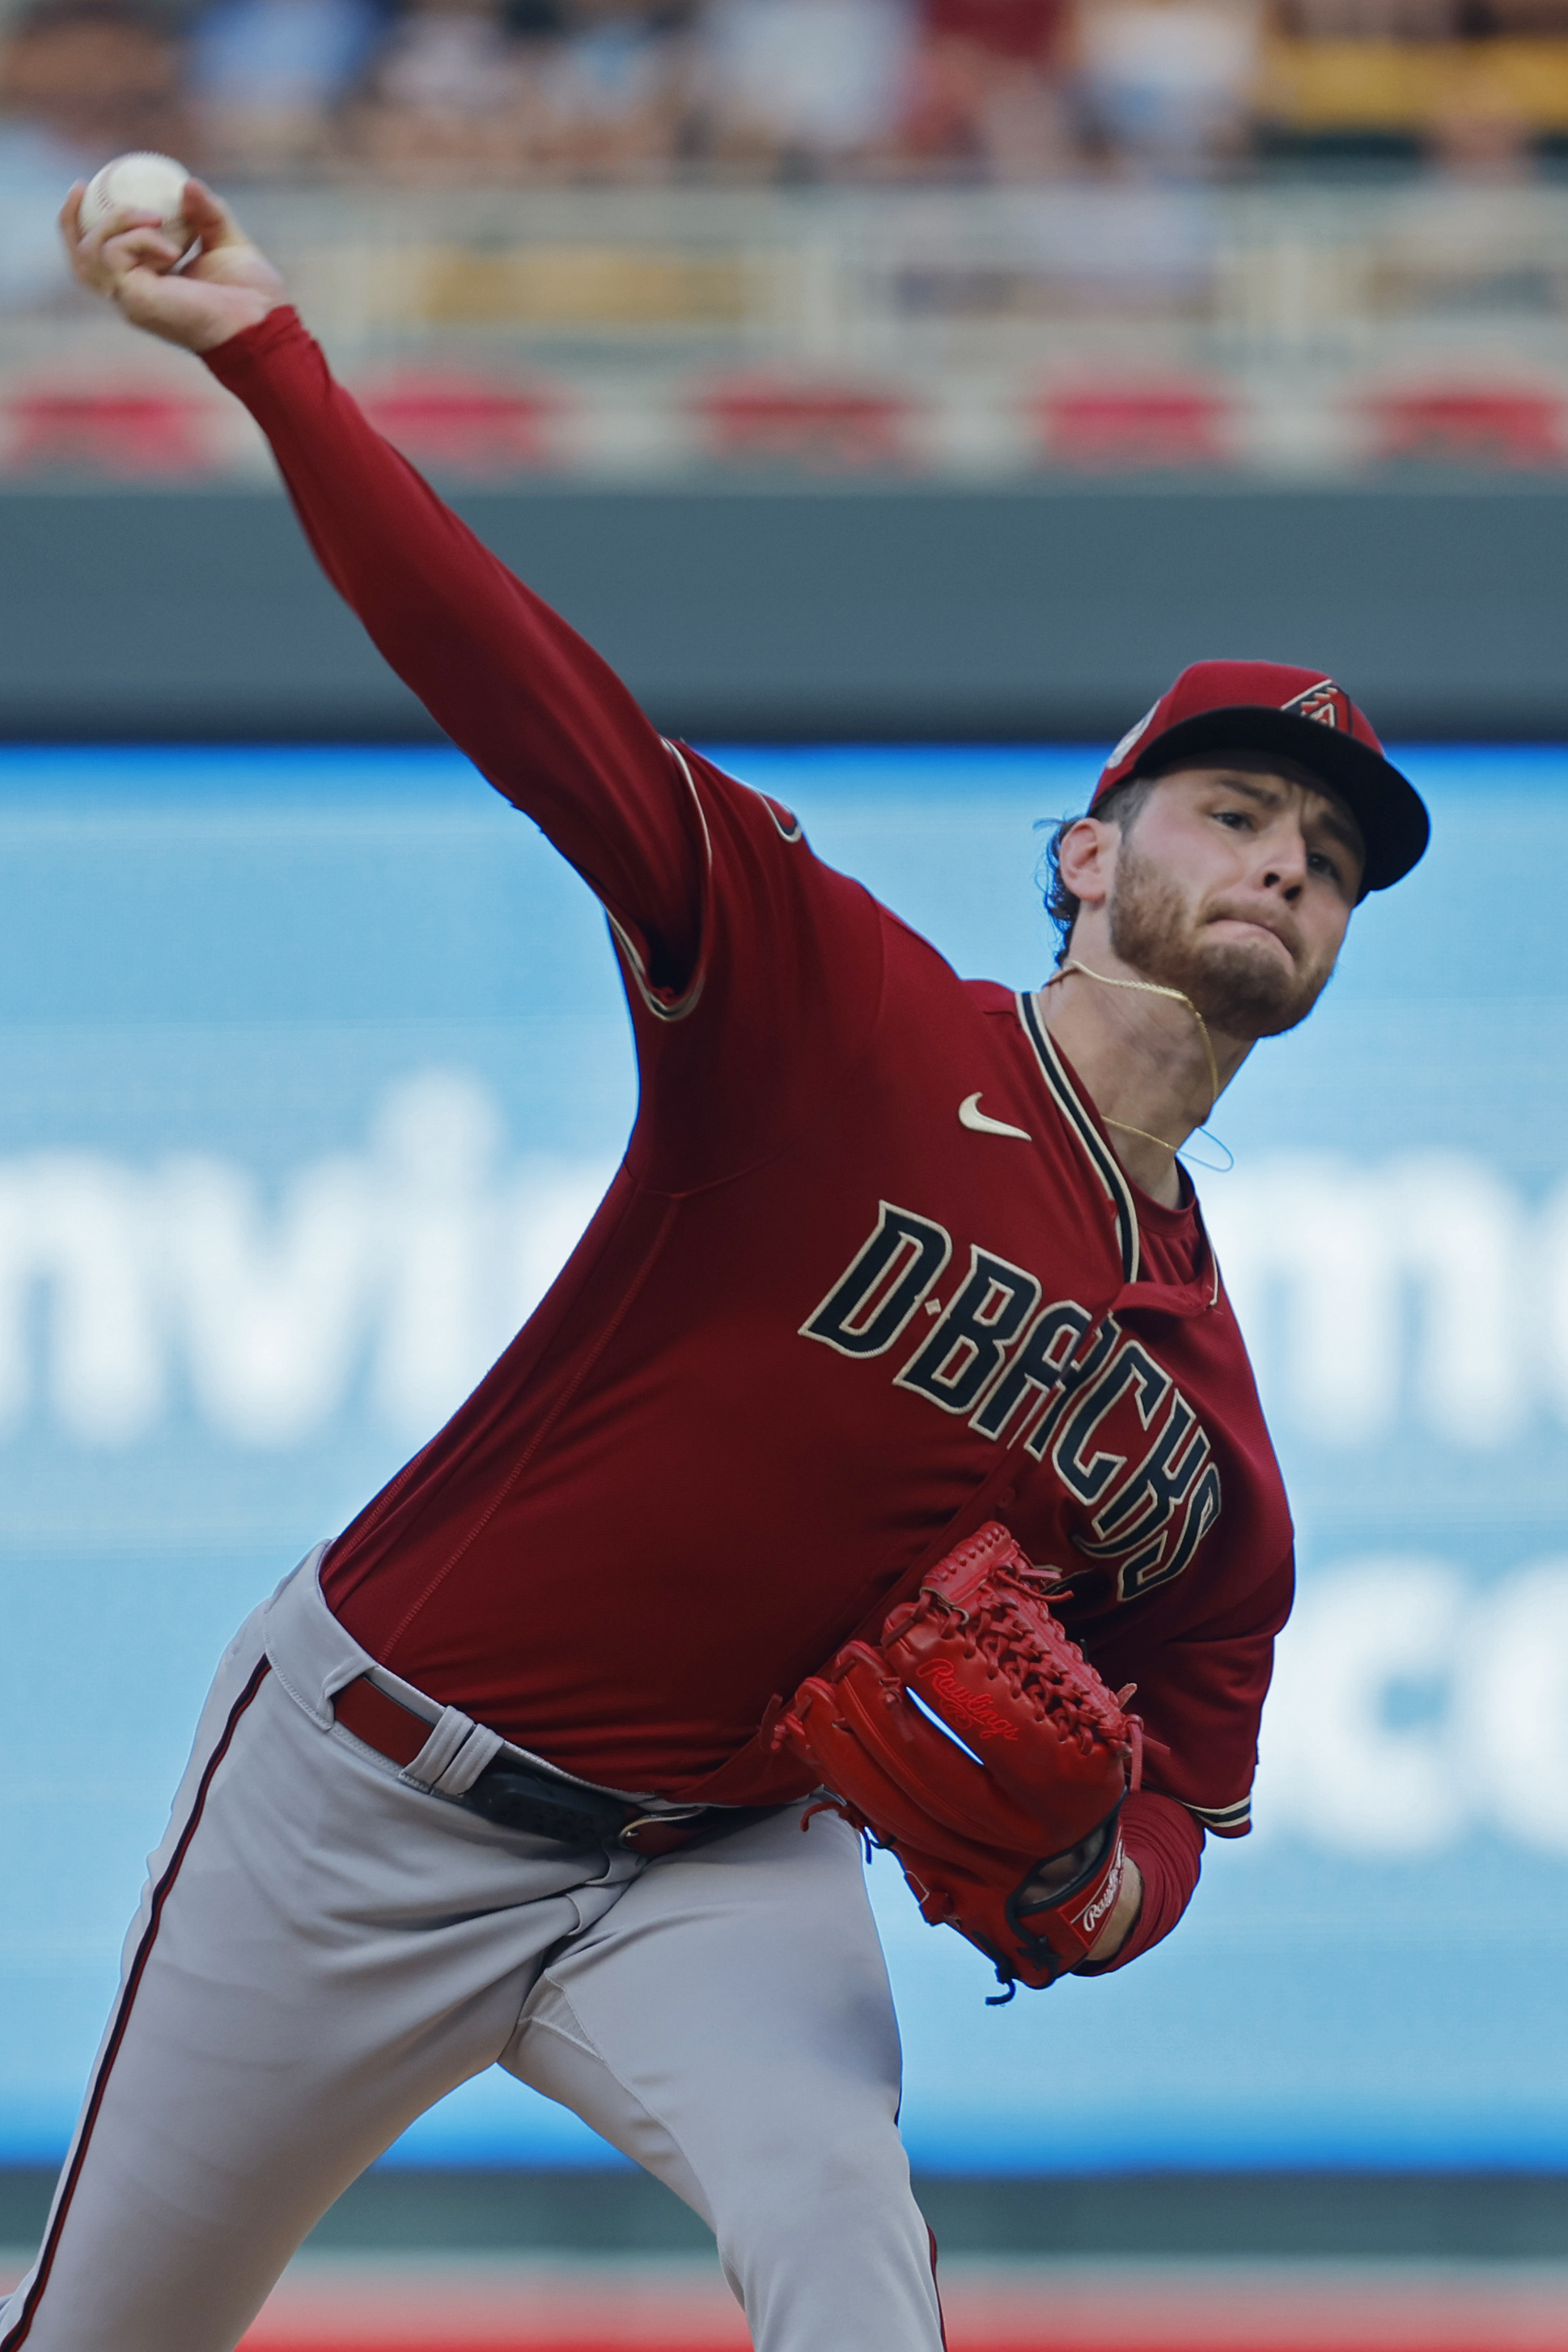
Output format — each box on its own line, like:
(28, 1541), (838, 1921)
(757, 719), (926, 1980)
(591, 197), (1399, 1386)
(1187, 1794), (1252, 1836)
(607, 741), (713, 1024)
(1017, 990), (1141, 1283)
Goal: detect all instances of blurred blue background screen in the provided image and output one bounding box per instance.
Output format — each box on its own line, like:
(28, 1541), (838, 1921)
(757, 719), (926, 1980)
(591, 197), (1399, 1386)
(2, 741), (1565, 2175)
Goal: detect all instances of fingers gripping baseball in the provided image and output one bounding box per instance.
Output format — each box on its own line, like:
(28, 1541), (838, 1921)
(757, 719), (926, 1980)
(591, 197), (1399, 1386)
(61, 175), (285, 353)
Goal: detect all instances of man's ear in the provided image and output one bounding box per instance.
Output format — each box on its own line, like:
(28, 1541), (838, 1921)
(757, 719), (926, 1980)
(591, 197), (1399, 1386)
(1056, 816), (1116, 910)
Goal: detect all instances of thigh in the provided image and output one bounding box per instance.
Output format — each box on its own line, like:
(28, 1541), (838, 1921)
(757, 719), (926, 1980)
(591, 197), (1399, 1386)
(510, 1804), (905, 2176)
(2, 1614), (637, 2352)
(505, 1805), (943, 2352)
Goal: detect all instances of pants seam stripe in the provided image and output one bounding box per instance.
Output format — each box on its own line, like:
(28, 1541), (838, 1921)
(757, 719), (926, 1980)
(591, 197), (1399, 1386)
(0, 1655), (273, 2350)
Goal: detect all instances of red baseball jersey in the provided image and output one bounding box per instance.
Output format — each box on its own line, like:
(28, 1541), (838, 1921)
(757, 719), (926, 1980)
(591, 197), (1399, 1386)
(206, 312), (1296, 1967)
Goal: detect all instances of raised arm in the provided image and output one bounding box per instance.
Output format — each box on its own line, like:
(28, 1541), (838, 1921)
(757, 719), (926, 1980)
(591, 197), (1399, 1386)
(61, 180), (704, 993)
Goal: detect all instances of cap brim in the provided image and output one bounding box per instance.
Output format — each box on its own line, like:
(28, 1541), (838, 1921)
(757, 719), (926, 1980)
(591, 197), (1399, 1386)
(1126, 706), (1430, 896)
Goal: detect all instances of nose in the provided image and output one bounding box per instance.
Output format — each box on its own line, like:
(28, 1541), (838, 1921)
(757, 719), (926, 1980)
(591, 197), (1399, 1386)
(1261, 824), (1310, 898)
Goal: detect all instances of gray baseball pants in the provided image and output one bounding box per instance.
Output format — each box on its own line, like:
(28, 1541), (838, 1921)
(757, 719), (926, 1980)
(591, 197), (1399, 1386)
(0, 1553), (945, 2352)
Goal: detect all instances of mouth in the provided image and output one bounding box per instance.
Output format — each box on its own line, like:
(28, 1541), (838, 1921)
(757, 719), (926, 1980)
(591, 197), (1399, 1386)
(1205, 913), (1298, 964)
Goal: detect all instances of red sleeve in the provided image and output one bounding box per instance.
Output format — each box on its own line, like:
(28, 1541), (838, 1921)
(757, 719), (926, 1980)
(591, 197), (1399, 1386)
(202, 307), (704, 995)
(1084, 1542), (1295, 1846)
(1070, 1540), (1295, 1971)
(1078, 1790), (1204, 1975)
(205, 310), (887, 1184)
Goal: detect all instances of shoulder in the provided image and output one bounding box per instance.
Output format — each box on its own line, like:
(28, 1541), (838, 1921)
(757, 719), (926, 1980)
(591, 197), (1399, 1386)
(968, 977), (1023, 1016)
(676, 746), (808, 849)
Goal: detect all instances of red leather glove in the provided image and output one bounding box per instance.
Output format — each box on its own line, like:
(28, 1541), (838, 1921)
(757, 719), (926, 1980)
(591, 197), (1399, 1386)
(776, 1522), (1140, 1997)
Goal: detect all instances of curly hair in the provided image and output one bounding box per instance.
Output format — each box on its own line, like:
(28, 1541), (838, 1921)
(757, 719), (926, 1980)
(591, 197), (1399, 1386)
(1039, 773), (1157, 964)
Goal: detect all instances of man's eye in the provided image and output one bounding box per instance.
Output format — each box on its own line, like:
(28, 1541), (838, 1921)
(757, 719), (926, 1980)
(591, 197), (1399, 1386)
(1215, 808), (1250, 828)
(1308, 851), (1341, 881)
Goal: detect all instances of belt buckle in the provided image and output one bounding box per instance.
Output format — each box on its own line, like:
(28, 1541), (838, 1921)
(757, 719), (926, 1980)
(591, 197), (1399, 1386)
(618, 1805), (708, 1854)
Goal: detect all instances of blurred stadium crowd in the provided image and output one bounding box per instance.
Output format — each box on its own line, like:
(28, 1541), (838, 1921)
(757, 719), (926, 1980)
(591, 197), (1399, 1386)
(8, 0), (1568, 481)
(6, 0), (1568, 193)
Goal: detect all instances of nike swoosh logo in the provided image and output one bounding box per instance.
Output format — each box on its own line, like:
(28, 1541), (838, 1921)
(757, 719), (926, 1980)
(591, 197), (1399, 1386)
(959, 1092), (1032, 1142)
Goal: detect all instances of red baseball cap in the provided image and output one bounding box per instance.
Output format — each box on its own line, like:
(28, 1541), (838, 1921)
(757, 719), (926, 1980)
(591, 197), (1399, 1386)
(1094, 660), (1429, 896)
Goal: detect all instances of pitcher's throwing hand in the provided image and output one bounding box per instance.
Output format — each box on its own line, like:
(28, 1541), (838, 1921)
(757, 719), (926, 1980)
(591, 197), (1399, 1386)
(61, 172), (282, 350)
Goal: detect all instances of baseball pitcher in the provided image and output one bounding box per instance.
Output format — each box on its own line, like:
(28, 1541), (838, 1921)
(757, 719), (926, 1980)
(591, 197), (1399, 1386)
(0, 179), (1430, 2352)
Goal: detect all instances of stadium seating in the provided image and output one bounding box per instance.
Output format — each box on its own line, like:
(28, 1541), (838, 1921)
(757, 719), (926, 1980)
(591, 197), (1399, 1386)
(350, 371), (563, 473)
(1, 384), (226, 476)
(1032, 375), (1236, 470)
(1362, 379), (1567, 467)
(693, 371), (914, 469)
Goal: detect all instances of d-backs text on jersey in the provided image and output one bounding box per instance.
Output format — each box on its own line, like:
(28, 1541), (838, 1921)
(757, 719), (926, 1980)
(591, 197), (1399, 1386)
(800, 1201), (1222, 1604)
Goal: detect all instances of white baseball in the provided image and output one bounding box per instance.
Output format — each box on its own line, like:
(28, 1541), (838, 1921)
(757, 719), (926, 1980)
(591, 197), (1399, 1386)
(78, 153), (192, 250)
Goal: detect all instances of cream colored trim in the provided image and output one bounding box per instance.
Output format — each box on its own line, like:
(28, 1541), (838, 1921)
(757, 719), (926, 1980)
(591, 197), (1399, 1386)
(608, 740), (713, 1024)
(1016, 990), (1142, 1283)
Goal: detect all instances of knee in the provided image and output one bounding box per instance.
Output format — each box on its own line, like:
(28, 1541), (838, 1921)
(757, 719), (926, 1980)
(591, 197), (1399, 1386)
(708, 2114), (915, 2259)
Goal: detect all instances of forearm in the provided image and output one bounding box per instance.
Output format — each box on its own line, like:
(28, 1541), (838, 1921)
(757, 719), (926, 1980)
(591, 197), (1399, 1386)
(1073, 1557), (1290, 1973)
(64, 181), (704, 981)
(1077, 1792), (1203, 1975)
(203, 311), (702, 981)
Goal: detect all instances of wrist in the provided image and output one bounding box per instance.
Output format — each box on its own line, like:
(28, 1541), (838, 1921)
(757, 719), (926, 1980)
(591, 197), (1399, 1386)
(1083, 1856), (1143, 1966)
(186, 291), (279, 354)
(1006, 1812), (1131, 1986)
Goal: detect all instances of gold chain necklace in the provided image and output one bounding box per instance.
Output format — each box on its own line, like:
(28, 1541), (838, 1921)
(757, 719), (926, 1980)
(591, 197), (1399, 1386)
(1049, 960), (1222, 1158)
(1103, 1114), (1184, 1155)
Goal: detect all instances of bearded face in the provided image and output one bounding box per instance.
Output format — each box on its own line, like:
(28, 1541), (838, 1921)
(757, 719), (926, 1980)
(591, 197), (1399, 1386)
(1106, 827), (1339, 1040)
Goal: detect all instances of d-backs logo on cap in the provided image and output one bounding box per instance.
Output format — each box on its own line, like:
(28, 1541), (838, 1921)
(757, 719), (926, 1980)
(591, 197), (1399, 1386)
(1282, 678), (1350, 731)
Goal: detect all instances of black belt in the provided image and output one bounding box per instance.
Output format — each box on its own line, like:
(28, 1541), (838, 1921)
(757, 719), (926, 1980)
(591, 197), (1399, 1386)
(333, 1674), (774, 1857)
